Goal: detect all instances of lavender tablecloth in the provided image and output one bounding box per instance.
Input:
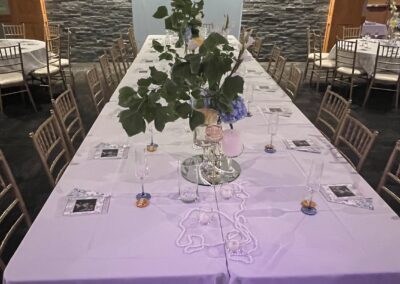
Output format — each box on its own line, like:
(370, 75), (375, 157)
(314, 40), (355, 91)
(4, 35), (400, 284)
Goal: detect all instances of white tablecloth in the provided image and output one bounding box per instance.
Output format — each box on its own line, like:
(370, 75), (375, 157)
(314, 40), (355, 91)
(362, 22), (387, 38)
(0, 39), (46, 74)
(4, 35), (400, 284)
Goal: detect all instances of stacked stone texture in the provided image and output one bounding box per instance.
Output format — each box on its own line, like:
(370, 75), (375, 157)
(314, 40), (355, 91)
(242, 0), (329, 61)
(45, 0), (133, 62)
(45, 0), (328, 62)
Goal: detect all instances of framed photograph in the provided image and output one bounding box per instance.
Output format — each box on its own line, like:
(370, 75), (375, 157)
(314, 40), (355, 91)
(64, 196), (108, 216)
(92, 143), (129, 160)
(293, 140), (311, 147)
(321, 184), (361, 201)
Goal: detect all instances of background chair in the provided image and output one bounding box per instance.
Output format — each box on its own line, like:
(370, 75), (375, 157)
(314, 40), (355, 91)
(108, 45), (125, 83)
(59, 28), (75, 91)
(116, 37), (130, 71)
(249, 37), (262, 61)
(30, 112), (71, 187)
(377, 140), (400, 204)
(284, 64), (303, 100)
(0, 44), (37, 113)
(86, 66), (106, 114)
(304, 27), (329, 81)
(51, 85), (85, 155)
(44, 23), (61, 40)
(266, 45), (281, 75)
(31, 36), (67, 100)
(309, 30), (336, 92)
(0, 149), (31, 272)
(334, 114), (378, 172)
(99, 53), (117, 95)
(342, 26), (361, 40)
(272, 55), (286, 84)
(332, 39), (366, 101)
(127, 26), (138, 60)
(363, 43), (400, 110)
(315, 86), (351, 141)
(1, 23), (25, 39)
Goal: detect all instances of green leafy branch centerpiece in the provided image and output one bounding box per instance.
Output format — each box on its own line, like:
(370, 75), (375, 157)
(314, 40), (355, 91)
(118, 0), (250, 137)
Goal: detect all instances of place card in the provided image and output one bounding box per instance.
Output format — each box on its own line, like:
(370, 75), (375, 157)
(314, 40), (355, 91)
(263, 106), (292, 117)
(91, 143), (129, 160)
(64, 188), (111, 216)
(320, 184), (374, 210)
(284, 139), (321, 153)
(256, 85), (278, 92)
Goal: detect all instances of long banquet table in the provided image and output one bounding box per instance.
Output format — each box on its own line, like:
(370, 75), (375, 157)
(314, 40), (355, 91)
(4, 35), (400, 284)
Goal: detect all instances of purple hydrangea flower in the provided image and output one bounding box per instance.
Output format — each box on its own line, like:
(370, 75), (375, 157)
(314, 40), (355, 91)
(184, 27), (192, 44)
(218, 97), (247, 124)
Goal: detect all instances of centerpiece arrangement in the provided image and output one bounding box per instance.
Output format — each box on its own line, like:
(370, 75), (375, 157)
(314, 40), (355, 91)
(118, 0), (251, 185)
(387, 0), (399, 40)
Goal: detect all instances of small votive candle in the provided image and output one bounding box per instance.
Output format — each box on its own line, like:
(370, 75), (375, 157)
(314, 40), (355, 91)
(199, 212), (211, 225)
(222, 129), (243, 157)
(227, 239), (240, 252)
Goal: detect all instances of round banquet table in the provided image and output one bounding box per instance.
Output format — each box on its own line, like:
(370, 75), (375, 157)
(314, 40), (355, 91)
(328, 38), (400, 75)
(0, 39), (46, 75)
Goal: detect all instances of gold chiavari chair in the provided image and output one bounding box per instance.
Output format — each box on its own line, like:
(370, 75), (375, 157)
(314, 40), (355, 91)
(108, 45), (125, 83)
(304, 27), (329, 81)
(127, 26), (138, 60)
(272, 55), (286, 84)
(315, 86), (351, 141)
(58, 28), (75, 90)
(86, 66), (106, 114)
(30, 112), (72, 187)
(309, 30), (336, 92)
(99, 53), (117, 94)
(332, 39), (366, 101)
(0, 150), (31, 272)
(377, 140), (400, 204)
(116, 37), (130, 71)
(31, 36), (67, 100)
(284, 64), (303, 100)
(0, 44), (37, 113)
(44, 23), (61, 40)
(342, 26), (361, 40)
(1, 23), (25, 39)
(249, 37), (262, 61)
(266, 45), (281, 75)
(51, 85), (85, 155)
(362, 43), (400, 110)
(334, 114), (378, 172)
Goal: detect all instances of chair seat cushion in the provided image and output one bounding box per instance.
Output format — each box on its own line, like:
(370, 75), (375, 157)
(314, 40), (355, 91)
(374, 72), (399, 82)
(32, 65), (60, 76)
(337, 66), (364, 76)
(315, 59), (336, 68)
(0, 72), (24, 86)
(60, 58), (69, 67)
(308, 52), (329, 60)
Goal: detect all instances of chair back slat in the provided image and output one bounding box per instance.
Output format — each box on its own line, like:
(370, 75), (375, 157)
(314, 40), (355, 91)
(0, 44), (25, 75)
(52, 86), (86, 155)
(377, 140), (400, 203)
(316, 86), (351, 141)
(335, 39), (358, 70)
(99, 53), (116, 91)
(30, 113), (71, 187)
(109, 45), (125, 82)
(250, 37), (262, 60)
(0, 150), (31, 272)
(267, 45), (281, 74)
(86, 66), (106, 114)
(334, 114), (378, 172)
(2, 23), (25, 39)
(374, 43), (400, 76)
(272, 55), (286, 83)
(127, 26), (138, 58)
(342, 26), (361, 40)
(285, 64), (302, 100)
(116, 37), (129, 72)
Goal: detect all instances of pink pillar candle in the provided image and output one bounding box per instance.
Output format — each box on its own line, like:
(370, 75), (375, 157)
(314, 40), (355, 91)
(222, 129), (243, 157)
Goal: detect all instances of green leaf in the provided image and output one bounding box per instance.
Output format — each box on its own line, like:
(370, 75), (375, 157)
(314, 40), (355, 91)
(175, 102), (192, 118)
(187, 54), (201, 74)
(118, 87), (139, 108)
(201, 32), (228, 50)
(150, 67), (168, 85)
(189, 110), (205, 130)
(153, 6), (168, 19)
(159, 52), (173, 61)
(163, 79), (179, 102)
(152, 40), (164, 53)
(119, 110), (146, 136)
(223, 76), (244, 99)
(137, 78), (152, 87)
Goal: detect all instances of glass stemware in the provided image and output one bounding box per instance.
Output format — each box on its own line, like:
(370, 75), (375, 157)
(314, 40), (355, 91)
(245, 83), (254, 117)
(301, 159), (324, 215)
(265, 113), (279, 153)
(178, 160), (199, 203)
(146, 123), (158, 152)
(135, 147), (151, 200)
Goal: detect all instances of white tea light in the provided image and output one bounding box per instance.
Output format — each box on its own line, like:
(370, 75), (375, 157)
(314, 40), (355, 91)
(227, 239), (240, 252)
(199, 212), (211, 225)
(221, 187), (233, 199)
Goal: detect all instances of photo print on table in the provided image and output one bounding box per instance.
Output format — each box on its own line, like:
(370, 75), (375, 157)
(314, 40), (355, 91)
(329, 185), (356, 198)
(73, 199), (97, 213)
(101, 149), (119, 158)
(293, 140), (311, 147)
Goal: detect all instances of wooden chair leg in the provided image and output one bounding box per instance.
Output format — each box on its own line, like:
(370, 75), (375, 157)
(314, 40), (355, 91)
(47, 75), (54, 100)
(24, 81), (37, 112)
(304, 59), (310, 82)
(349, 76), (355, 101)
(363, 79), (374, 108)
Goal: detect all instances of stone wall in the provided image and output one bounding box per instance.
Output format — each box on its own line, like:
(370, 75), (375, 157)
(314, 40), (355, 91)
(45, 0), (133, 62)
(242, 0), (330, 61)
(45, 0), (328, 62)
